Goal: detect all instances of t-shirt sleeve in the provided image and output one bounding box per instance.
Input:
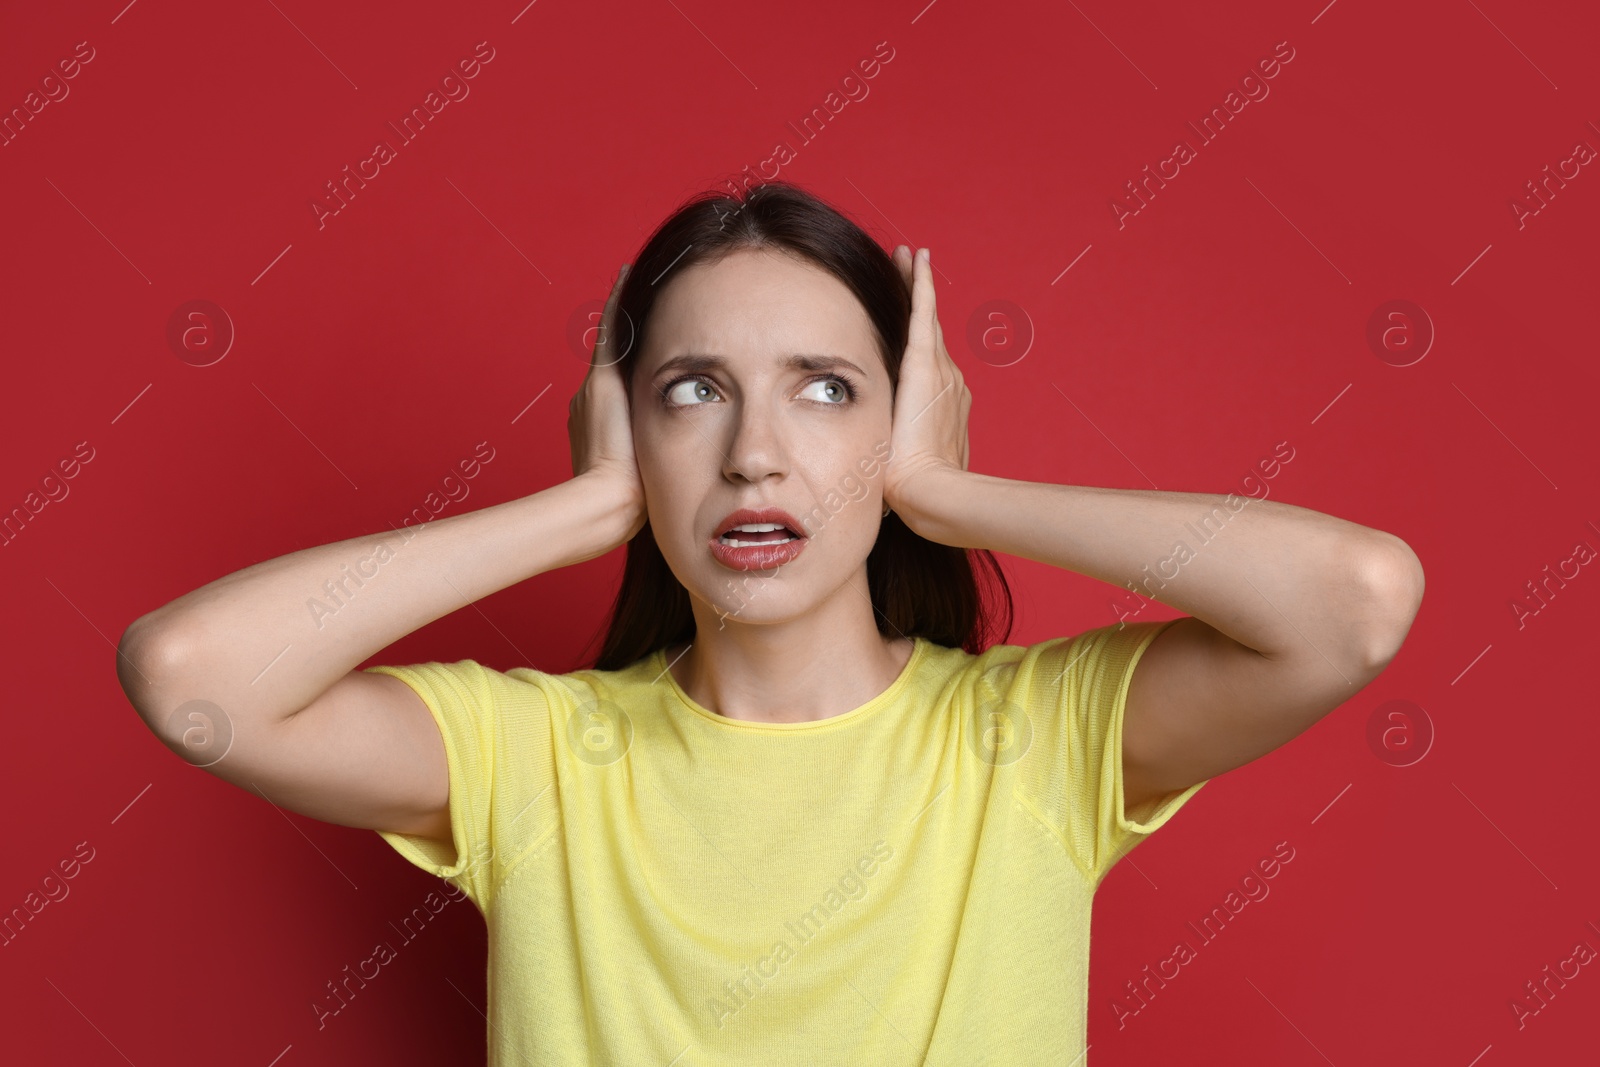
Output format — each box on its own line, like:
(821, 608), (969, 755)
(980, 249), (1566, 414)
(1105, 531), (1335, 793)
(1013, 619), (1207, 886)
(360, 658), (557, 914)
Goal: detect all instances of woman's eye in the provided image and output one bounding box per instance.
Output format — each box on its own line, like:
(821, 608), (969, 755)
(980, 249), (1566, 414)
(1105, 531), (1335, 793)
(799, 377), (851, 405)
(664, 375), (852, 407)
(665, 378), (718, 405)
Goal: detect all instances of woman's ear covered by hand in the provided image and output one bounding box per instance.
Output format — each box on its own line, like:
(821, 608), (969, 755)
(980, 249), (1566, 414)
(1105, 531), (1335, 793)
(567, 263), (647, 543)
(884, 245), (971, 516)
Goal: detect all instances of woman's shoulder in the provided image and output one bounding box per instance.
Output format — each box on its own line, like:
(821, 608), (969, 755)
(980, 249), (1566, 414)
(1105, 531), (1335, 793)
(369, 647), (662, 709)
(916, 620), (1177, 686)
(496, 646), (667, 702)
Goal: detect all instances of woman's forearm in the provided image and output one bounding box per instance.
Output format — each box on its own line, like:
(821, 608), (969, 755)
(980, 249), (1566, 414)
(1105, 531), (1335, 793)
(119, 473), (636, 724)
(897, 468), (1418, 664)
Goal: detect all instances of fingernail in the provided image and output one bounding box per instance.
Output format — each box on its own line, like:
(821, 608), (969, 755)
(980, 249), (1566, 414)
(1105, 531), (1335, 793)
(919, 247), (930, 263)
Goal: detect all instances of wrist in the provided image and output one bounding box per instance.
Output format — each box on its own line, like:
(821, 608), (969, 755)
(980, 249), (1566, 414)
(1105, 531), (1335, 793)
(892, 466), (971, 545)
(568, 472), (646, 554)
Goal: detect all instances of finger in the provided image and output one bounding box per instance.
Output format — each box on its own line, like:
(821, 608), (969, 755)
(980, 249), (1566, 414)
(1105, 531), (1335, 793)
(921, 251), (945, 378)
(593, 264), (631, 369)
(597, 263), (629, 367)
(919, 248), (937, 325)
(907, 248), (934, 357)
(959, 385), (970, 471)
(933, 314), (957, 379)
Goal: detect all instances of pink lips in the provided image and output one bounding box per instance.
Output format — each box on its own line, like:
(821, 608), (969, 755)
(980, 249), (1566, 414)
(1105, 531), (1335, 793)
(713, 506), (807, 539)
(709, 506), (809, 571)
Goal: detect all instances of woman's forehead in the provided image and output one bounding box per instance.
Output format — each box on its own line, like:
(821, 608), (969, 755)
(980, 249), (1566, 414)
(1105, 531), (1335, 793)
(640, 253), (878, 375)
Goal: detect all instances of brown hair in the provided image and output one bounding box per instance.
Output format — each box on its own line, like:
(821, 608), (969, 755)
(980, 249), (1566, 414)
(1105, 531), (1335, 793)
(585, 180), (1012, 670)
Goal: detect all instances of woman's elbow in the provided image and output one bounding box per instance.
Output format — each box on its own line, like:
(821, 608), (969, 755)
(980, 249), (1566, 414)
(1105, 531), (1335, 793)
(1350, 533), (1425, 672)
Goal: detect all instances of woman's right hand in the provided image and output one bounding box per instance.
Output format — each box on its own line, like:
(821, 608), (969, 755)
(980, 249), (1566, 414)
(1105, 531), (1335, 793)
(568, 264), (647, 545)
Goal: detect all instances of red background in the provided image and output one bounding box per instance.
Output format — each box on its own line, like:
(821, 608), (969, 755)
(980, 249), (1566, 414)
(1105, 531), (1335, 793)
(3, 0), (1597, 1063)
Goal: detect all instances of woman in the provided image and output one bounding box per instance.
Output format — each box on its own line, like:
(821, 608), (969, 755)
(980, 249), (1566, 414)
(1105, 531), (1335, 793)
(117, 181), (1424, 1064)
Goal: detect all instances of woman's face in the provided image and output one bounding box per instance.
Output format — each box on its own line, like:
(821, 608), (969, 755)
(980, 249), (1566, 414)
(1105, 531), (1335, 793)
(630, 247), (896, 627)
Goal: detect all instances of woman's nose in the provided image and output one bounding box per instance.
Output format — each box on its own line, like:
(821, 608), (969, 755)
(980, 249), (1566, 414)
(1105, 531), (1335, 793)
(722, 404), (786, 484)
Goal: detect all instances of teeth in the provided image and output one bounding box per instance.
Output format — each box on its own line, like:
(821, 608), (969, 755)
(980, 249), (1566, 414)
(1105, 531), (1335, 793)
(717, 520), (803, 548)
(720, 535), (797, 547)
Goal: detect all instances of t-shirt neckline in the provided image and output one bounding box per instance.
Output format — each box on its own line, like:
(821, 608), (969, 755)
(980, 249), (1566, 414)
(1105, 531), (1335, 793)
(653, 637), (927, 733)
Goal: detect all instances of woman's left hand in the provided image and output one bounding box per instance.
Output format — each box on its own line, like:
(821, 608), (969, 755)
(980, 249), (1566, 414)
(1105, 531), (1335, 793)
(883, 245), (970, 520)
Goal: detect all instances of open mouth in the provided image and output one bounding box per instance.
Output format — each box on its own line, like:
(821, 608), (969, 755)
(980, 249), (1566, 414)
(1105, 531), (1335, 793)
(709, 507), (810, 571)
(716, 522), (803, 548)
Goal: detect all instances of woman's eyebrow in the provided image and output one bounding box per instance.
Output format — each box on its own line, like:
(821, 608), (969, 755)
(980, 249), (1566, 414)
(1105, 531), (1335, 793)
(651, 352), (868, 380)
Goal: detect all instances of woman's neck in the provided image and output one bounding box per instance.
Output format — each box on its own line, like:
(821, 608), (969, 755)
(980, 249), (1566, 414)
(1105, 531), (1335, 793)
(663, 593), (914, 724)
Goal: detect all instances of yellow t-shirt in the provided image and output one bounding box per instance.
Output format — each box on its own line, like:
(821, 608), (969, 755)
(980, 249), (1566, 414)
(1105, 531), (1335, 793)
(364, 618), (1205, 1065)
